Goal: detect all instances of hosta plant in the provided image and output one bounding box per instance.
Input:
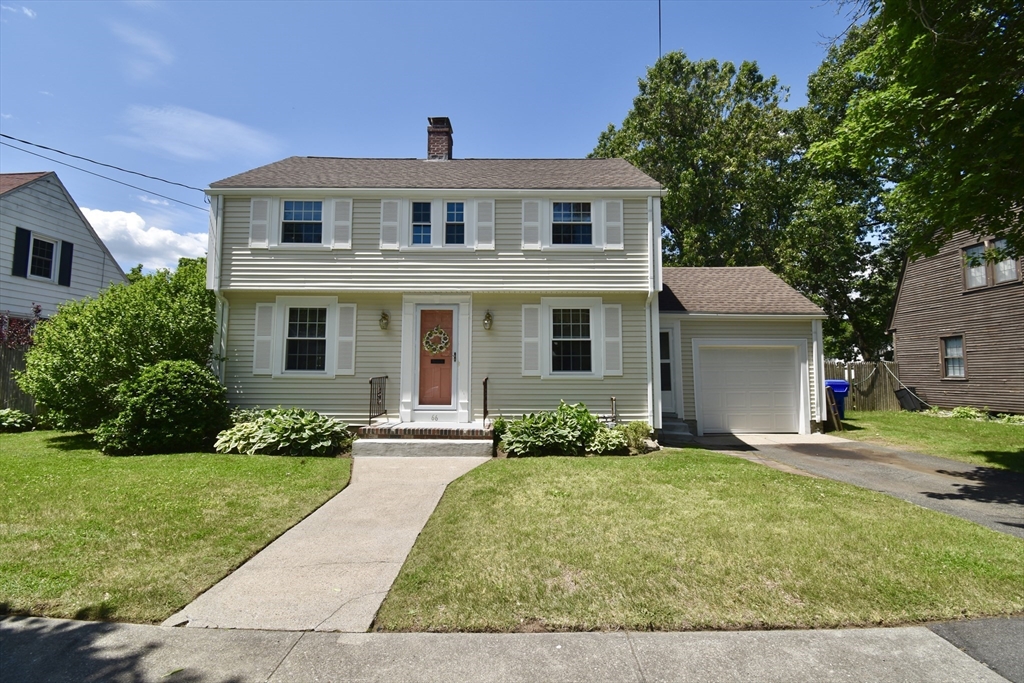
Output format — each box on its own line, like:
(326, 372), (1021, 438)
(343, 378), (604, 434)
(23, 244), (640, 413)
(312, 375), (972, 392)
(215, 407), (354, 457)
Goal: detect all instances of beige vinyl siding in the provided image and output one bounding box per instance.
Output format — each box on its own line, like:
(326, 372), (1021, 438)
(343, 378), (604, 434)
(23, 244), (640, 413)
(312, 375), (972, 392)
(220, 197), (651, 292)
(0, 179), (125, 317)
(223, 292), (403, 424)
(471, 293), (649, 422)
(668, 316), (817, 423)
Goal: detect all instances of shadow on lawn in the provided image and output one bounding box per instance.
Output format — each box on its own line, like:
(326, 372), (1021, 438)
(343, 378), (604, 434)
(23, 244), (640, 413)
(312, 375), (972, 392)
(966, 448), (1024, 474)
(43, 432), (98, 453)
(925, 463), (1024, 507)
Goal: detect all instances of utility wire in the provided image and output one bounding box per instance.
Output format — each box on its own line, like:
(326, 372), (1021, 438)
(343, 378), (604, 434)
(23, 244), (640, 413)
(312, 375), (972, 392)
(0, 141), (208, 212)
(0, 133), (205, 192)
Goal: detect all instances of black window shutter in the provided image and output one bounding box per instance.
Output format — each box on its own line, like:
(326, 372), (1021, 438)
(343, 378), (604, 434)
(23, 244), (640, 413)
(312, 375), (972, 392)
(58, 241), (74, 286)
(12, 227), (30, 278)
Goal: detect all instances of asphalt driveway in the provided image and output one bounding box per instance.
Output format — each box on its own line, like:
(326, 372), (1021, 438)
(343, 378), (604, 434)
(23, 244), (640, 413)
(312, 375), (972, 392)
(694, 434), (1024, 539)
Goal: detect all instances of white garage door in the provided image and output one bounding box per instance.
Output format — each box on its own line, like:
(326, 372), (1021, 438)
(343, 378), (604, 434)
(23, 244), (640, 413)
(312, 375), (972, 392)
(698, 346), (799, 433)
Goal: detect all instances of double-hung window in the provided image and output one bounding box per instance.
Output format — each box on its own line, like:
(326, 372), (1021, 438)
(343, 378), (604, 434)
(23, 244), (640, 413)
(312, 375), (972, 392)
(551, 308), (592, 372)
(445, 202), (465, 245)
(964, 238), (1019, 288)
(521, 298), (621, 379)
(281, 201), (322, 244)
(941, 335), (965, 379)
(29, 235), (57, 279)
(551, 202), (592, 245)
(285, 307), (327, 371)
(412, 202), (432, 245)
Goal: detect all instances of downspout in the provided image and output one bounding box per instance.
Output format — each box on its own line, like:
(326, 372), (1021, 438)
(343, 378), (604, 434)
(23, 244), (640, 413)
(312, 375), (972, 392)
(646, 195), (662, 430)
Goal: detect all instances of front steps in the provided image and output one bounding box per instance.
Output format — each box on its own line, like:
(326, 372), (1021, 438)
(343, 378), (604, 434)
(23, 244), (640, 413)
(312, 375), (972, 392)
(659, 417), (694, 446)
(353, 420), (494, 457)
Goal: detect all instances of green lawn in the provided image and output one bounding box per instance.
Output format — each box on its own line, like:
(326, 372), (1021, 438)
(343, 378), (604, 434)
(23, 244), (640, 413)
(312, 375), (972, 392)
(0, 430), (350, 624)
(377, 450), (1024, 632)
(840, 410), (1024, 472)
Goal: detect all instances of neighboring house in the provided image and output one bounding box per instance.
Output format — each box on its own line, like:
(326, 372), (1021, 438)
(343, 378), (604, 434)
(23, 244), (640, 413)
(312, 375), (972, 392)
(1, 171), (126, 319)
(889, 231), (1023, 414)
(205, 118), (825, 435)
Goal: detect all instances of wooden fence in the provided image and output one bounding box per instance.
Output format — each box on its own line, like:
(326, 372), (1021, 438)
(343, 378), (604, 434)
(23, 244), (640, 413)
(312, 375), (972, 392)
(0, 346), (35, 414)
(824, 361), (902, 412)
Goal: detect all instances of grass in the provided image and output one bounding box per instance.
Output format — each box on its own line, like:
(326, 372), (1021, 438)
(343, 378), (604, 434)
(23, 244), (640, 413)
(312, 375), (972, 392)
(840, 410), (1024, 472)
(376, 449), (1024, 632)
(0, 430), (351, 624)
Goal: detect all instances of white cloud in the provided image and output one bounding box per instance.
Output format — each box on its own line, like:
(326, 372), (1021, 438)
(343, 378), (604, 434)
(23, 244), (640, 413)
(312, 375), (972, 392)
(137, 195), (170, 206)
(1, 113), (11, 119)
(1, 5), (35, 18)
(111, 23), (173, 81)
(82, 208), (206, 271)
(114, 105), (280, 161)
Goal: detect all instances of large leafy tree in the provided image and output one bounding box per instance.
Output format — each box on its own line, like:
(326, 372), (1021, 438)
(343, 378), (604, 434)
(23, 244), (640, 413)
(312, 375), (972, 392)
(813, 0), (1023, 257)
(18, 257), (216, 431)
(591, 52), (797, 266)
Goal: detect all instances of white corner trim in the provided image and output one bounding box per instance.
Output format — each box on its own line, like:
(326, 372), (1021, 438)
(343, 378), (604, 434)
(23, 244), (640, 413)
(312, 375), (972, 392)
(812, 319), (825, 423)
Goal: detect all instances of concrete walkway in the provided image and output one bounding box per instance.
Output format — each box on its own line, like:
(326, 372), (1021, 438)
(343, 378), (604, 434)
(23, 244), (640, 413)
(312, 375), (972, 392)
(163, 456), (489, 632)
(694, 434), (1024, 539)
(3, 615), (1017, 683)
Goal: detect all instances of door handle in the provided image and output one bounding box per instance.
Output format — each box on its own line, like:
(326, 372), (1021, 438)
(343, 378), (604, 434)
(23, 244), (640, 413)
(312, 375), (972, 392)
(453, 352), (457, 362)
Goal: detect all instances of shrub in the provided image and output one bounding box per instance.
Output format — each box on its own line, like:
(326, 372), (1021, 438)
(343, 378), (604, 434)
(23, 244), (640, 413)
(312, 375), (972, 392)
(230, 406), (265, 426)
(615, 421), (653, 454)
(17, 258), (215, 431)
(491, 415), (508, 443)
(214, 408), (354, 457)
(951, 406), (987, 421)
(0, 408), (33, 433)
(587, 425), (629, 455)
(500, 401), (601, 457)
(94, 360), (229, 455)
(997, 413), (1024, 426)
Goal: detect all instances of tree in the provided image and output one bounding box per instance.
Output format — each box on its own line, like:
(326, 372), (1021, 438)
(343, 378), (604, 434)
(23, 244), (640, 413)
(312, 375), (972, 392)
(591, 52), (797, 266)
(18, 257), (216, 431)
(813, 0), (1024, 257)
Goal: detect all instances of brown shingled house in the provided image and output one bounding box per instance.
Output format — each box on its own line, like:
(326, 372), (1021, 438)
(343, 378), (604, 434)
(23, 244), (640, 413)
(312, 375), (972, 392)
(204, 118), (827, 445)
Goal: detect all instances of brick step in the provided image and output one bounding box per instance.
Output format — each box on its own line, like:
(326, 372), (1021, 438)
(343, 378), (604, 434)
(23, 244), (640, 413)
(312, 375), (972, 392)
(357, 422), (493, 441)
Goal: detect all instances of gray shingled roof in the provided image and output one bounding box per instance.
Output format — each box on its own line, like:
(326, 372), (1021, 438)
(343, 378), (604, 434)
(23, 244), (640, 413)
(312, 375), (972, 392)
(660, 267), (824, 316)
(210, 157), (660, 190)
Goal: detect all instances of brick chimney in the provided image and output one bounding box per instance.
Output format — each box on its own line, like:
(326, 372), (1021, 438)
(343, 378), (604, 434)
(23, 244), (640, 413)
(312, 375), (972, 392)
(427, 117), (453, 160)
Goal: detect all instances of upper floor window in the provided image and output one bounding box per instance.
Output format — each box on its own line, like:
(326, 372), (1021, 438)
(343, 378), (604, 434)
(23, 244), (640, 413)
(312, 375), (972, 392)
(412, 202), (432, 245)
(30, 235), (57, 279)
(281, 201), (322, 244)
(285, 307), (327, 371)
(964, 238), (1018, 289)
(552, 202), (592, 245)
(941, 335), (965, 379)
(445, 202), (465, 245)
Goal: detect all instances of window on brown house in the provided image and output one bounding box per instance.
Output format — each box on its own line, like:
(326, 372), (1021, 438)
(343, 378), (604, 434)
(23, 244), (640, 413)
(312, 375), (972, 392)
(964, 238), (1019, 289)
(941, 335), (966, 379)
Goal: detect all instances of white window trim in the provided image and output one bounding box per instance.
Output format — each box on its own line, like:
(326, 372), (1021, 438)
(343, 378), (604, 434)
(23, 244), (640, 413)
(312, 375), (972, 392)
(274, 198), (332, 249)
(539, 297), (606, 379)
(26, 232), (59, 283)
(398, 198), (484, 251)
(271, 296), (340, 379)
(522, 199), (623, 251)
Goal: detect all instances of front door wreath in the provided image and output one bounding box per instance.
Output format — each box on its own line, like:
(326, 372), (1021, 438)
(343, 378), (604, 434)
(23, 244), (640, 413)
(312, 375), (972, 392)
(422, 325), (451, 355)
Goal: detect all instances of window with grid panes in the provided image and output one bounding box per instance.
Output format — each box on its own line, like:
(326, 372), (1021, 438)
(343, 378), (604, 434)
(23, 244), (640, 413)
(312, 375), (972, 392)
(412, 202), (431, 244)
(281, 201), (323, 243)
(551, 308), (592, 372)
(445, 202), (465, 245)
(942, 336), (965, 378)
(285, 307), (327, 371)
(29, 236), (56, 279)
(552, 202), (592, 245)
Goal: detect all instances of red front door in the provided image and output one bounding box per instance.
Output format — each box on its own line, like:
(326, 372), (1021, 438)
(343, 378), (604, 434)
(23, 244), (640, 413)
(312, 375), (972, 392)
(418, 309), (454, 406)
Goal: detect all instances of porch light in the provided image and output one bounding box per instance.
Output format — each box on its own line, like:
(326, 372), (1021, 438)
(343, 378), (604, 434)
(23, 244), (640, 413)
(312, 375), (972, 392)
(482, 311), (493, 330)
(379, 312), (390, 330)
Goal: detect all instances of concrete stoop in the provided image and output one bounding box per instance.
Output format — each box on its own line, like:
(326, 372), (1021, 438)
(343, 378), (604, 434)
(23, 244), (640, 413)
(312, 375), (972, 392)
(658, 418), (694, 446)
(354, 421), (495, 457)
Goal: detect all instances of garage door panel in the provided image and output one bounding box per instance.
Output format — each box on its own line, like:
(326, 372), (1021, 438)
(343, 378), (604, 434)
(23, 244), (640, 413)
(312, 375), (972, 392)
(699, 346), (799, 434)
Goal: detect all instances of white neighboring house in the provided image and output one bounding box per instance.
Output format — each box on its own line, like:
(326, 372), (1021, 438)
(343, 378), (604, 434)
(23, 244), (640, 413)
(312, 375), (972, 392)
(206, 118), (826, 436)
(1, 172), (126, 319)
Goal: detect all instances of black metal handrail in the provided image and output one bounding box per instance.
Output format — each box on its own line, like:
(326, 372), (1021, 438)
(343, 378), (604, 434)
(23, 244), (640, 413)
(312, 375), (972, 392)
(483, 377), (489, 421)
(369, 376), (388, 424)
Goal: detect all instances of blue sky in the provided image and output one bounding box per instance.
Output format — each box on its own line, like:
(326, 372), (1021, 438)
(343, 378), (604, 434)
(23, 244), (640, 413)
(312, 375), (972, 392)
(0, 0), (855, 270)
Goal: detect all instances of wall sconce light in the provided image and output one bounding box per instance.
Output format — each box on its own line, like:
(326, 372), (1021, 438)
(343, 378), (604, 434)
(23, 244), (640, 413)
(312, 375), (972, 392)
(379, 312), (390, 330)
(482, 311), (493, 330)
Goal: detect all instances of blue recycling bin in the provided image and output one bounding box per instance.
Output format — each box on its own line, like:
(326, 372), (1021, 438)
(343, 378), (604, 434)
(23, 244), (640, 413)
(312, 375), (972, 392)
(824, 380), (850, 419)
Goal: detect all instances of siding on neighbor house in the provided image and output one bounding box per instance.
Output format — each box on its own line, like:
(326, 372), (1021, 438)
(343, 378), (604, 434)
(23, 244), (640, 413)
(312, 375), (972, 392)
(217, 197), (652, 292)
(664, 316), (817, 423)
(223, 291), (651, 425)
(0, 178), (125, 317)
(890, 231), (1024, 413)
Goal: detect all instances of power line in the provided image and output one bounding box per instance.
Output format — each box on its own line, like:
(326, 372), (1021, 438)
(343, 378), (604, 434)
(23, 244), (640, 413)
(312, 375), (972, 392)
(0, 133), (205, 192)
(0, 141), (208, 212)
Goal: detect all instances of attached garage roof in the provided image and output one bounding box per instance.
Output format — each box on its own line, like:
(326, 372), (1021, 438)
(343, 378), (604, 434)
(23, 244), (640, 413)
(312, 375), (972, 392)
(209, 157), (660, 190)
(661, 266), (824, 316)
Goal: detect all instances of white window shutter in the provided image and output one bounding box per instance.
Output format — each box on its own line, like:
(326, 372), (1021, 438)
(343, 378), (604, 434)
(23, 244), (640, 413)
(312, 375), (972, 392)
(380, 199), (400, 249)
(604, 200), (624, 250)
(522, 200), (542, 250)
(522, 304), (541, 376)
(603, 304), (622, 376)
(253, 303), (275, 375)
(249, 198), (270, 248)
(337, 304), (357, 375)
(332, 199), (352, 249)
(476, 199), (495, 250)
(431, 199), (443, 246)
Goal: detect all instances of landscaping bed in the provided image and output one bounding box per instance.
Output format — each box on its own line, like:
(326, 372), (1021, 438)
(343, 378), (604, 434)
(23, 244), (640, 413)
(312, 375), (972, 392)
(0, 430), (351, 624)
(840, 410), (1024, 473)
(376, 449), (1024, 632)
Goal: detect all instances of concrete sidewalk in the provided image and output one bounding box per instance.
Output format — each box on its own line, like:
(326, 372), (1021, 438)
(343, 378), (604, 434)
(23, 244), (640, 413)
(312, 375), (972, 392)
(1, 616), (1012, 683)
(162, 456), (489, 632)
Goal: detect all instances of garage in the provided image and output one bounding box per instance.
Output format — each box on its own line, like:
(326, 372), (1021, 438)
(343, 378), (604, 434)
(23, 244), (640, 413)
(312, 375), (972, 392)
(696, 345), (800, 434)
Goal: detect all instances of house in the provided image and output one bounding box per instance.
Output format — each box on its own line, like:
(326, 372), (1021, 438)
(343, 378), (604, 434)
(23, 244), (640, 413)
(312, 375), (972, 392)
(1, 171), (126, 319)
(204, 117), (826, 438)
(888, 230), (1023, 413)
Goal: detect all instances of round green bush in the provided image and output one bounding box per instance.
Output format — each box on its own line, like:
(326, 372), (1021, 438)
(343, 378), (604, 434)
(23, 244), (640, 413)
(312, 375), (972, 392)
(95, 360), (229, 455)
